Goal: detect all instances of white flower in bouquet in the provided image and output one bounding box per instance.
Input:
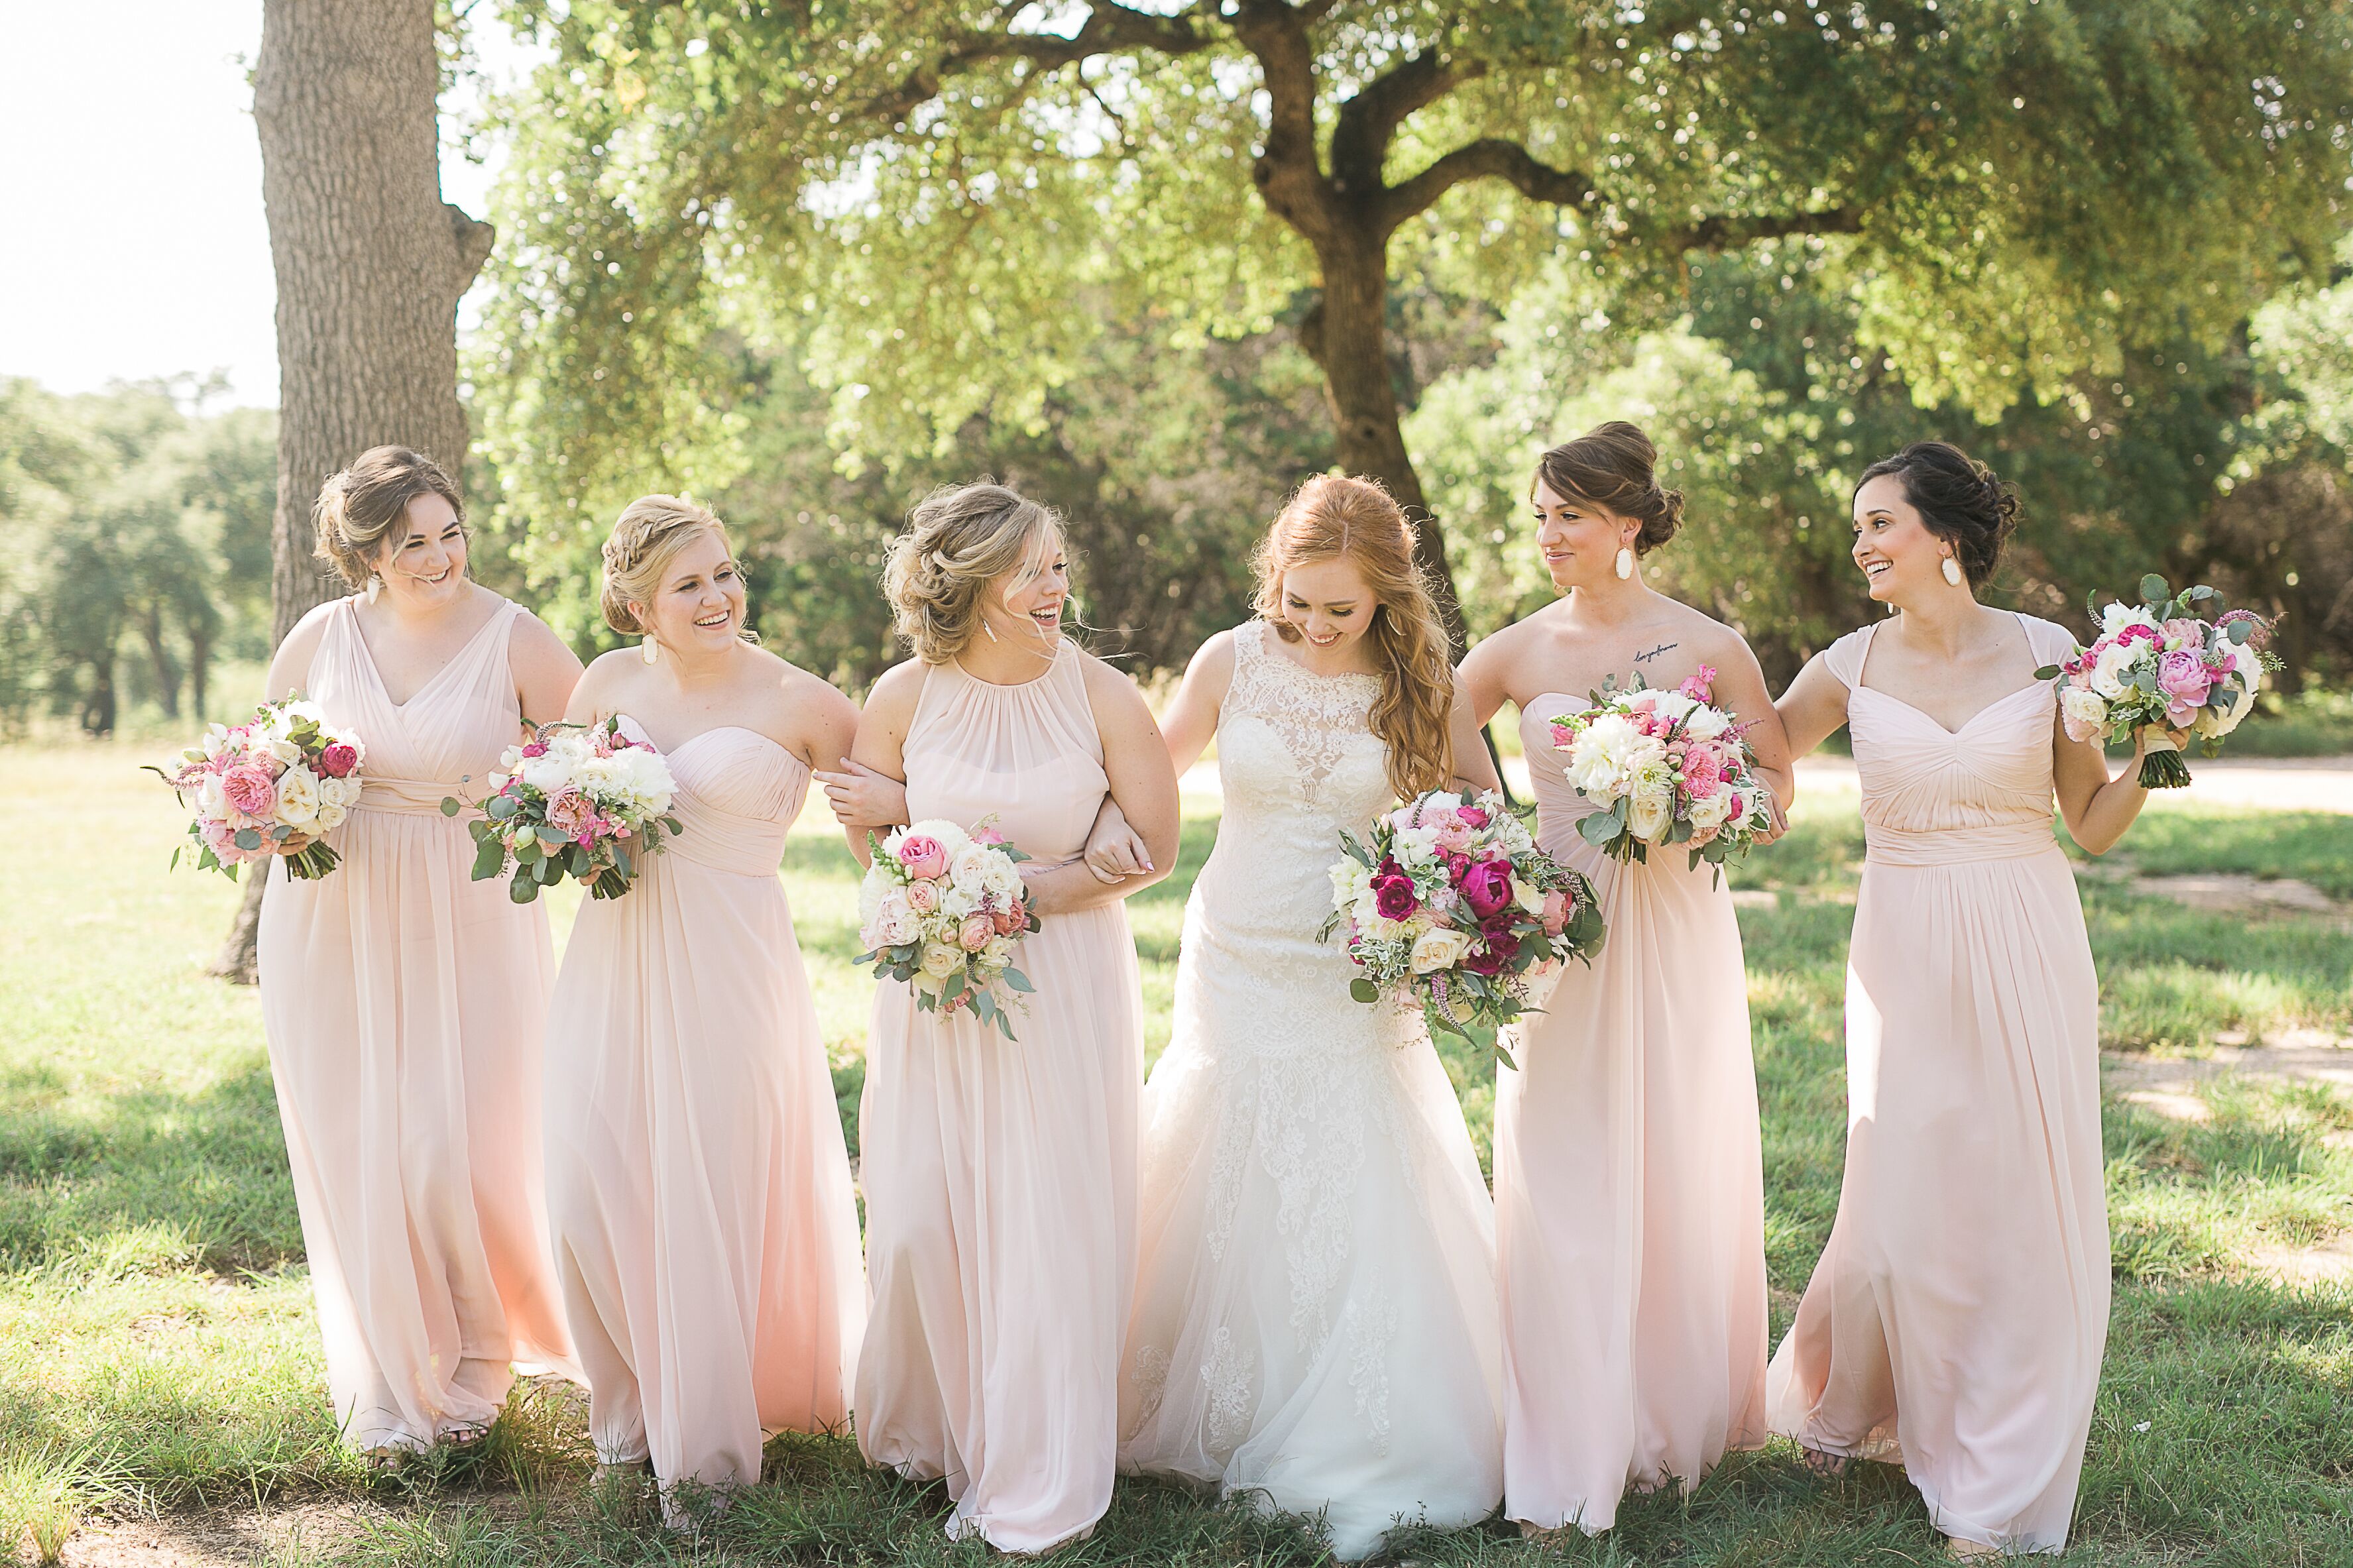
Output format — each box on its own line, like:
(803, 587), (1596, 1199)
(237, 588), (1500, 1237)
(1682, 704), (1733, 741)
(2099, 602), (2160, 639)
(1627, 781), (1675, 842)
(2089, 639), (2137, 699)
(276, 766), (323, 829)
(2059, 685), (2110, 738)
(1410, 926), (1471, 974)
(919, 942), (963, 980)
(1686, 788), (1731, 836)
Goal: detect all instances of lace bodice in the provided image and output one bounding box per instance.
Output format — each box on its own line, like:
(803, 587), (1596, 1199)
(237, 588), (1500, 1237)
(1194, 620), (1392, 949)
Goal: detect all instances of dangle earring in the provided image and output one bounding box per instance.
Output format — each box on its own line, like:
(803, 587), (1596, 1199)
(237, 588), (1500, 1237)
(1941, 555), (1964, 587)
(1613, 546), (1635, 581)
(981, 616), (1001, 644)
(642, 637), (660, 666)
(365, 574), (383, 604)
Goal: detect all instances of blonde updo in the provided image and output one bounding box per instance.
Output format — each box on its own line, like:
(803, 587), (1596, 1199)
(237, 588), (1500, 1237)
(600, 494), (748, 640)
(312, 446), (466, 588)
(882, 480), (1062, 664)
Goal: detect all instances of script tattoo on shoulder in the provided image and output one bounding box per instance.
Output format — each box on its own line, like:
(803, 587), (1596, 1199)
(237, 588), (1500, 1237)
(1634, 641), (1678, 665)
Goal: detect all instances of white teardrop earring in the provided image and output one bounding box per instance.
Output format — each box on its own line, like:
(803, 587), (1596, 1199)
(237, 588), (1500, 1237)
(641, 636), (660, 666)
(981, 616), (1000, 644)
(365, 574), (382, 604)
(1613, 546), (1635, 581)
(1941, 555), (1964, 587)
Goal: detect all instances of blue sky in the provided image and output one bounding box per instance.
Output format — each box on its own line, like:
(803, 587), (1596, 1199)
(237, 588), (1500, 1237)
(0, 1), (527, 408)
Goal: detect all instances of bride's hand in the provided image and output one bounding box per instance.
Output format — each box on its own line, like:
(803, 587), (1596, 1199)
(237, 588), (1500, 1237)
(1082, 799), (1154, 883)
(815, 759), (909, 832)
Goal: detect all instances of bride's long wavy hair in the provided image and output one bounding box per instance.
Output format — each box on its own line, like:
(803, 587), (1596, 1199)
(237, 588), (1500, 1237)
(1251, 475), (1456, 801)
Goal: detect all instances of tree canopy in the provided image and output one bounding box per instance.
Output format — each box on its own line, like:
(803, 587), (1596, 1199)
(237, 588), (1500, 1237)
(480, 0), (2352, 644)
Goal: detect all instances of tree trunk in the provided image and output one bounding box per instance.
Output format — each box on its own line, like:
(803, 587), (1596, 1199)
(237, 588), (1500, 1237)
(1304, 233), (1469, 655)
(188, 618), (211, 720)
(82, 656), (117, 738)
(215, 0), (495, 983)
(141, 600), (182, 718)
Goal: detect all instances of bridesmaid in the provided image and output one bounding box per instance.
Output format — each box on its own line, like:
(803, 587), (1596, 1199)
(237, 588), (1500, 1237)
(542, 496), (866, 1515)
(258, 446), (580, 1458)
(1458, 421), (1792, 1534)
(832, 481), (1180, 1552)
(1765, 443), (2156, 1558)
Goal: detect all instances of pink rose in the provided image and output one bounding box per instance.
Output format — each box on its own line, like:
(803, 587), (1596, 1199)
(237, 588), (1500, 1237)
(992, 899), (1027, 936)
(1684, 746), (1723, 799)
(971, 823), (1007, 846)
(1457, 803), (1490, 829)
(2157, 649), (2213, 708)
(201, 817), (246, 859)
(1540, 887), (1570, 936)
(958, 913), (994, 952)
(316, 742), (359, 779)
(544, 788), (597, 842)
(896, 833), (948, 880)
(906, 879), (941, 914)
(220, 762), (277, 820)
(1460, 858), (1517, 919)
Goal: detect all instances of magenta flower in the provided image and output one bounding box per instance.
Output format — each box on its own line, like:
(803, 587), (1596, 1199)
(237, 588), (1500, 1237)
(1373, 870), (1420, 921)
(1460, 858), (1517, 919)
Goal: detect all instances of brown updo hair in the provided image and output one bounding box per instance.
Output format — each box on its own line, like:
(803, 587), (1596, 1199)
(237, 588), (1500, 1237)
(883, 480), (1063, 664)
(600, 494), (750, 641)
(1250, 475), (1456, 802)
(312, 446), (466, 588)
(1532, 421), (1685, 553)
(1855, 441), (2020, 588)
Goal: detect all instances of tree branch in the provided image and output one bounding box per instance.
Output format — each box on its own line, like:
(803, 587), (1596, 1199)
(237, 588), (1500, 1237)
(1330, 48), (1486, 200)
(860, 1), (1216, 124)
(1381, 139), (1594, 231)
(1666, 205), (1863, 251)
(1231, 0), (1338, 246)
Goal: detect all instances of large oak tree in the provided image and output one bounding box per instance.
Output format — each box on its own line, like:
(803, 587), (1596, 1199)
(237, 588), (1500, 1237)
(217, 0), (496, 980)
(485, 1), (2348, 645)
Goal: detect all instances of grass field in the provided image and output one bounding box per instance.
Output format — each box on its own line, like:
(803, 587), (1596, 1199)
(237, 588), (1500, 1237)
(1, 740), (2348, 1565)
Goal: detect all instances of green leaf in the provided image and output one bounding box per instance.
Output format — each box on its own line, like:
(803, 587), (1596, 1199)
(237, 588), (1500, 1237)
(233, 828), (262, 852)
(485, 793), (519, 820)
(509, 866), (540, 904)
(440, 797), (462, 817)
(2140, 573), (2169, 603)
(470, 836), (506, 881)
(1578, 811), (1620, 848)
(1003, 967), (1037, 994)
(1348, 976), (1380, 1004)
(2032, 664), (2061, 681)
(569, 843), (593, 878)
(534, 854), (563, 885)
(2227, 619), (2252, 644)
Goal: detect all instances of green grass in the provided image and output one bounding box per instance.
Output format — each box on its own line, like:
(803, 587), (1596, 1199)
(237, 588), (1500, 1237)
(2, 743), (2350, 1564)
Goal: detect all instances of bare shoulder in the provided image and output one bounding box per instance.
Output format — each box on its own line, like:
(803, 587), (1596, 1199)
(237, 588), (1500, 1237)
(864, 656), (931, 718)
(504, 604), (575, 657)
(1665, 600), (1763, 667)
(267, 596), (347, 695)
(764, 649), (859, 728)
(1078, 646), (1149, 712)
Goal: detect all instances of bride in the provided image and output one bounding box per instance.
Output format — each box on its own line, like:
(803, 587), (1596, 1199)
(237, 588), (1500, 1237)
(1084, 475), (1506, 1557)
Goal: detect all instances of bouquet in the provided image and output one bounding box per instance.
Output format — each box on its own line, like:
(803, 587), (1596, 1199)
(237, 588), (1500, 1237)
(1548, 666), (1775, 881)
(1320, 789), (1604, 1069)
(443, 718), (683, 903)
(149, 697), (364, 880)
(856, 819), (1041, 1039)
(2037, 575), (2278, 789)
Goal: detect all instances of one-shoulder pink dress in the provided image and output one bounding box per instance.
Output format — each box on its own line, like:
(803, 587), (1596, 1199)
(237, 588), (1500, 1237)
(544, 720), (865, 1496)
(1766, 615), (2108, 1555)
(854, 644), (1143, 1553)
(258, 596), (574, 1452)
(1493, 698), (1770, 1532)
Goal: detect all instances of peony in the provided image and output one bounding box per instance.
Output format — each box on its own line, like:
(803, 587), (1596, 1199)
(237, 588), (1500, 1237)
(958, 913), (995, 952)
(919, 942), (963, 981)
(1626, 784), (1674, 844)
(545, 787), (599, 842)
(2156, 649), (2213, 708)
(1460, 858), (1517, 919)
(868, 891), (919, 948)
(896, 833), (948, 881)
(1409, 926), (1471, 974)
(220, 762), (278, 820)
(317, 742), (359, 779)
(1684, 744), (1725, 799)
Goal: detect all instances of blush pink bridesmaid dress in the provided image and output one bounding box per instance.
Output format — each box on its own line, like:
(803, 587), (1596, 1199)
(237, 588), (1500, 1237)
(257, 596), (574, 1453)
(1493, 697), (1770, 1532)
(544, 720), (864, 1499)
(1766, 615), (2108, 1555)
(854, 643), (1143, 1553)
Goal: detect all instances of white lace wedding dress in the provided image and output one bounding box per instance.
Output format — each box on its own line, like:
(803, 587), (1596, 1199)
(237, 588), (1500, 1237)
(1118, 620), (1503, 1558)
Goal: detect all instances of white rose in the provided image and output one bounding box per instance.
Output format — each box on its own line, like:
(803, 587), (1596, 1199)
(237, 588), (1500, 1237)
(1681, 704), (1732, 741)
(1408, 926), (1471, 974)
(2089, 641), (2137, 700)
(941, 885), (978, 920)
(260, 735), (303, 768)
(982, 934), (1015, 969)
(1513, 876), (1546, 915)
(2199, 667), (2258, 738)
(2059, 685), (2110, 739)
(919, 942), (963, 980)
(1650, 690), (1697, 724)
(1687, 789), (1730, 835)
(275, 766), (322, 829)
(312, 796), (348, 832)
(1627, 784), (1675, 843)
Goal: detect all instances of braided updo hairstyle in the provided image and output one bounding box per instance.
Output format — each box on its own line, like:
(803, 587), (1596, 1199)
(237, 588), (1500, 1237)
(1532, 421), (1686, 553)
(882, 480), (1062, 664)
(312, 446), (465, 588)
(1855, 441), (2020, 587)
(600, 494), (752, 641)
